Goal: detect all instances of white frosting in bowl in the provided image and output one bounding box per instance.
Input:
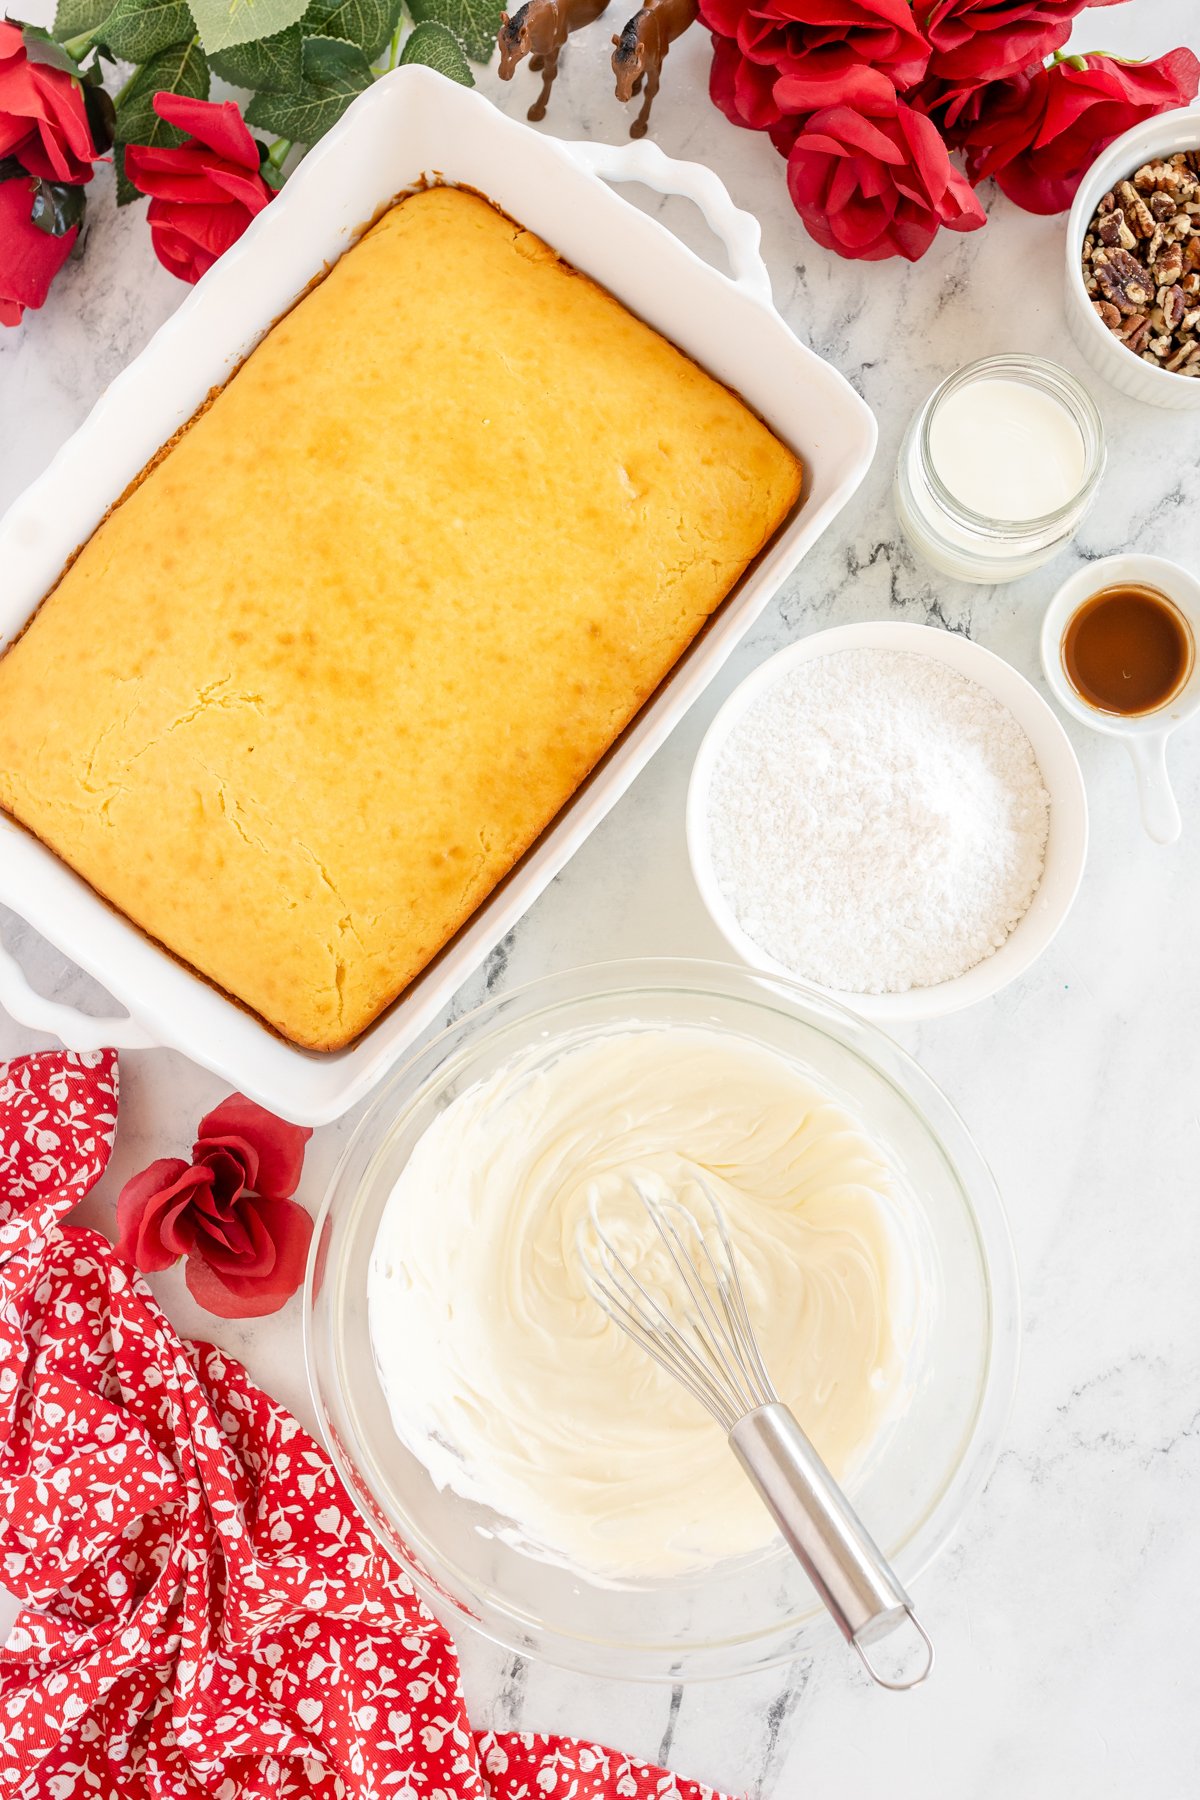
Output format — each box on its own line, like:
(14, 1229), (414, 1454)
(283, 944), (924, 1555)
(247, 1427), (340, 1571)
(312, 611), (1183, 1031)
(368, 1025), (924, 1578)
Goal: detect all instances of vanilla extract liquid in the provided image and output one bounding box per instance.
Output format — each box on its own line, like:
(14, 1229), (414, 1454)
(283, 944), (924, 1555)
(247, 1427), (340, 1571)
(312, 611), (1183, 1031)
(1062, 583), (1193, 717)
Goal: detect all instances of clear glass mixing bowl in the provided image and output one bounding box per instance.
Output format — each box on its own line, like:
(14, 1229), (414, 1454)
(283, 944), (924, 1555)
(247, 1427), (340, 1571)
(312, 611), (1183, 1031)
(305, 959), (1018, 1681)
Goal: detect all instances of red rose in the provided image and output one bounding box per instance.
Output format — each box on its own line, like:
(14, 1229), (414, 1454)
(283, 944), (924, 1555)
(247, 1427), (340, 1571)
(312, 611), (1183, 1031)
(785, 66), (987, 260)
(116, 1093), (313, 1318)
(0, 171), (79, 326)
(703, 0), (930, 127)
(921, 0), (1088, 86)
(967, 50), (1200, 214)
(124, 94), (274, 285)
(0, 19), (97, 184)
(917, 65), (1040, 158)
(709, 31), (789, 130)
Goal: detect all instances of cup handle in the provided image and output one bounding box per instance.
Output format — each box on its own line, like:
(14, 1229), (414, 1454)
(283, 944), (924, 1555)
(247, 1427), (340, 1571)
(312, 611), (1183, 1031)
(1126, 734), (1181, 845)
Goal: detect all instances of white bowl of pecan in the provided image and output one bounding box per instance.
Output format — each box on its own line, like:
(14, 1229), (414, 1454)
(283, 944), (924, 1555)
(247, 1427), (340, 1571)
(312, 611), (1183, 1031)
(1067, 106), (1200, 409)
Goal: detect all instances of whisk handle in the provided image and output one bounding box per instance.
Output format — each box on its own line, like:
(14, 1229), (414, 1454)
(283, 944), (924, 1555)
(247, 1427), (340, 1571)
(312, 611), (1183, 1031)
(729, 1404), (933, 1691)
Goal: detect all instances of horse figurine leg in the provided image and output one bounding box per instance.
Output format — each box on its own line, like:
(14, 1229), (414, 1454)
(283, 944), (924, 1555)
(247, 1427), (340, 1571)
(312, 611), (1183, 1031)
(528, 42), (561, 119)
(630, 60), (658, 137)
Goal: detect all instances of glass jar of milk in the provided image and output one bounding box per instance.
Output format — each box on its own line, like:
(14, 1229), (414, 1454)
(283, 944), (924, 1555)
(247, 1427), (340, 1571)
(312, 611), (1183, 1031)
(894, 355), (1106, 584)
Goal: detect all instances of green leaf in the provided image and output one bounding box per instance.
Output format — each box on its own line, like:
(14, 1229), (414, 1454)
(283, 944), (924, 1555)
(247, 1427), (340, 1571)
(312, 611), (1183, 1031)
(96, 0), (194, 63)
(52, 0), (111, 42)
(244, 35), (372, 145)
(116, 154), (141, 205)
(29, 176), (88, 237)
(20, 22), (85, 76)
(113, 36), (210, 146)
(81, 75), (116, 153)
(406, 0), (499, 65)
(399, 18), (473, 81)
(185, 0), (310, 56)
(113, 36), (209, 204)
(304, 0), (399, 58)
(207, 23), (304, 93)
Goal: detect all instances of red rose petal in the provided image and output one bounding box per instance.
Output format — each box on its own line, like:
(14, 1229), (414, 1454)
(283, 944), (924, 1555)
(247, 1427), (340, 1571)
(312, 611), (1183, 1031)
(189, 1190), (255, 1258)
(27, 61), (96, 177)
(154, 1191), (200, 1259)
(125, 100), (275, 284)
(922, 0), (1083, 85)
(775, 62), (898, 116)
(0, 174), (77, 314)
(193, 1196), (275, 1274)
(715, 0), (929, 91)
(184, 1197), (313, 1318)
(114, 1158), (195, 1271)
(710, 34), (784, 131)
(205, 164), (273, 215)
(786, 89), (984, 262)
(151, 94), (260, 171)
(0, 41), (96, 185)
(994, 49), (1200, 214)
(0, 114), (31, 160)
(195, 1142), (256, 1205)
(194, 1094), (311, 1199)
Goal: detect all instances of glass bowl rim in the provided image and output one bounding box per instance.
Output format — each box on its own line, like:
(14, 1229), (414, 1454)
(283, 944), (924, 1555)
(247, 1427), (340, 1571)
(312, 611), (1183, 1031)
(304, 956), (1021, 1682)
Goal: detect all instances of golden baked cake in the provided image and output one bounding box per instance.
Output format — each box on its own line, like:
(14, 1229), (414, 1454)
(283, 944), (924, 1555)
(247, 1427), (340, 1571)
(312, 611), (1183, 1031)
(0, 187), (802, 1051)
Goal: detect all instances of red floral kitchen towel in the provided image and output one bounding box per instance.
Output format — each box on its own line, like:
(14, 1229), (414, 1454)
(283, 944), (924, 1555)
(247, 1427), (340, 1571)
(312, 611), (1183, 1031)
(0, 1050), (727, 1800)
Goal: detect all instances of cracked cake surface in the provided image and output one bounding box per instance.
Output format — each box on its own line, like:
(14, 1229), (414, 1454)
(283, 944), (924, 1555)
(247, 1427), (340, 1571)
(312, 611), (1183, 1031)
(0, 186), (802, 1050)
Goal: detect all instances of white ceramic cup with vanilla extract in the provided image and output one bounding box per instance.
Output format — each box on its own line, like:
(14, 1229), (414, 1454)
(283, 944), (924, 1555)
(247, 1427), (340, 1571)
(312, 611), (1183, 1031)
(1041, 553), (1200, 845)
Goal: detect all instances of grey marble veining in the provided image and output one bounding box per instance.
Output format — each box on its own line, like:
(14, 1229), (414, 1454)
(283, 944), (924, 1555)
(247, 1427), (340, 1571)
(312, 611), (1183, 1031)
(2, 2), (1200, 1793)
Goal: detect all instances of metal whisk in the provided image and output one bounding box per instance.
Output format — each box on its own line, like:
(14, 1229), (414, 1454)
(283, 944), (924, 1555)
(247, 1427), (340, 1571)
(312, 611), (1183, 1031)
(578, 1173), (934, 1691)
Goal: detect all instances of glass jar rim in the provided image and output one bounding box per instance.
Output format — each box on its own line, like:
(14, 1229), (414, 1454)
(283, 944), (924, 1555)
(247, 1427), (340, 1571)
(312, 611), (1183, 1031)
(918, 354), (1106, 540)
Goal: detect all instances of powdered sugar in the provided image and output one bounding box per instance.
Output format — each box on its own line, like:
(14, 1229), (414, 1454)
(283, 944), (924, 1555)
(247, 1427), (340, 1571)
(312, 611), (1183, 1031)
(706, 648), (1051, 994)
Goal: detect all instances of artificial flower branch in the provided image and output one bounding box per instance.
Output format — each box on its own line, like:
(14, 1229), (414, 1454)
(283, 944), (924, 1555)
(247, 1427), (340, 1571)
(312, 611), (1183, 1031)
(0, 0), (501, 322)
(703, 0), (1199, 260)
(2, 0), (1197, 321)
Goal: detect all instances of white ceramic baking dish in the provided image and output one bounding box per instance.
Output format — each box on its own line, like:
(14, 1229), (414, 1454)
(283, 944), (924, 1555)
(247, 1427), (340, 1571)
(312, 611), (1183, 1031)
(0, 68), (876, 1124)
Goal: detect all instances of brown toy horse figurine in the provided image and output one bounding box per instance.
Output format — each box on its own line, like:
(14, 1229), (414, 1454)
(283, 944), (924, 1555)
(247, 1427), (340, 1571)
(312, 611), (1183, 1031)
(611, 0), (697, 138)
(498, 0), (612, 122)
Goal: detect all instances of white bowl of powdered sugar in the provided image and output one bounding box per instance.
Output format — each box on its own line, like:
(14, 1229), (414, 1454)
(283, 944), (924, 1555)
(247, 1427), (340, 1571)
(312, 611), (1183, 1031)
(687, 622), (1088, 1023)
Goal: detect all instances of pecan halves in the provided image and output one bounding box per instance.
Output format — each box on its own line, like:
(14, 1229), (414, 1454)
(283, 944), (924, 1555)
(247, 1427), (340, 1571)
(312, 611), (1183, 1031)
(1093, 247), (1153, 313)
(1083, 152), (1200, 377)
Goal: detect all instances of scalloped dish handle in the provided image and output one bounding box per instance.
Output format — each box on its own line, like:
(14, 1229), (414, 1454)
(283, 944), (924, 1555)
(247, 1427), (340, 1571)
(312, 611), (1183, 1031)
(559, 138), (775, 310)
(0, 932), (156, 1051)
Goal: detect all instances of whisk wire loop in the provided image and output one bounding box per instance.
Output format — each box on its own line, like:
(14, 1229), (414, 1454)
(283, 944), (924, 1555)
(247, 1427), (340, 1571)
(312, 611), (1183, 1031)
(579, 1175), (777, 1429)
(645, 1195), (769, 1418)
(579, 1252), (739, 1426)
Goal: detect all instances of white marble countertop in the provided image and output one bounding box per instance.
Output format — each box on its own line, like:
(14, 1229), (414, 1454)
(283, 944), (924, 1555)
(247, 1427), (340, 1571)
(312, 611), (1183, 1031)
(2, 2), (1199, 1793)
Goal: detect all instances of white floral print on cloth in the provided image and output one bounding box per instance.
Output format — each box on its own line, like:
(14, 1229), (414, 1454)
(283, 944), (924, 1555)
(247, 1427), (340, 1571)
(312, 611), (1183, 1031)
(0, 1050), (730, 1800)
